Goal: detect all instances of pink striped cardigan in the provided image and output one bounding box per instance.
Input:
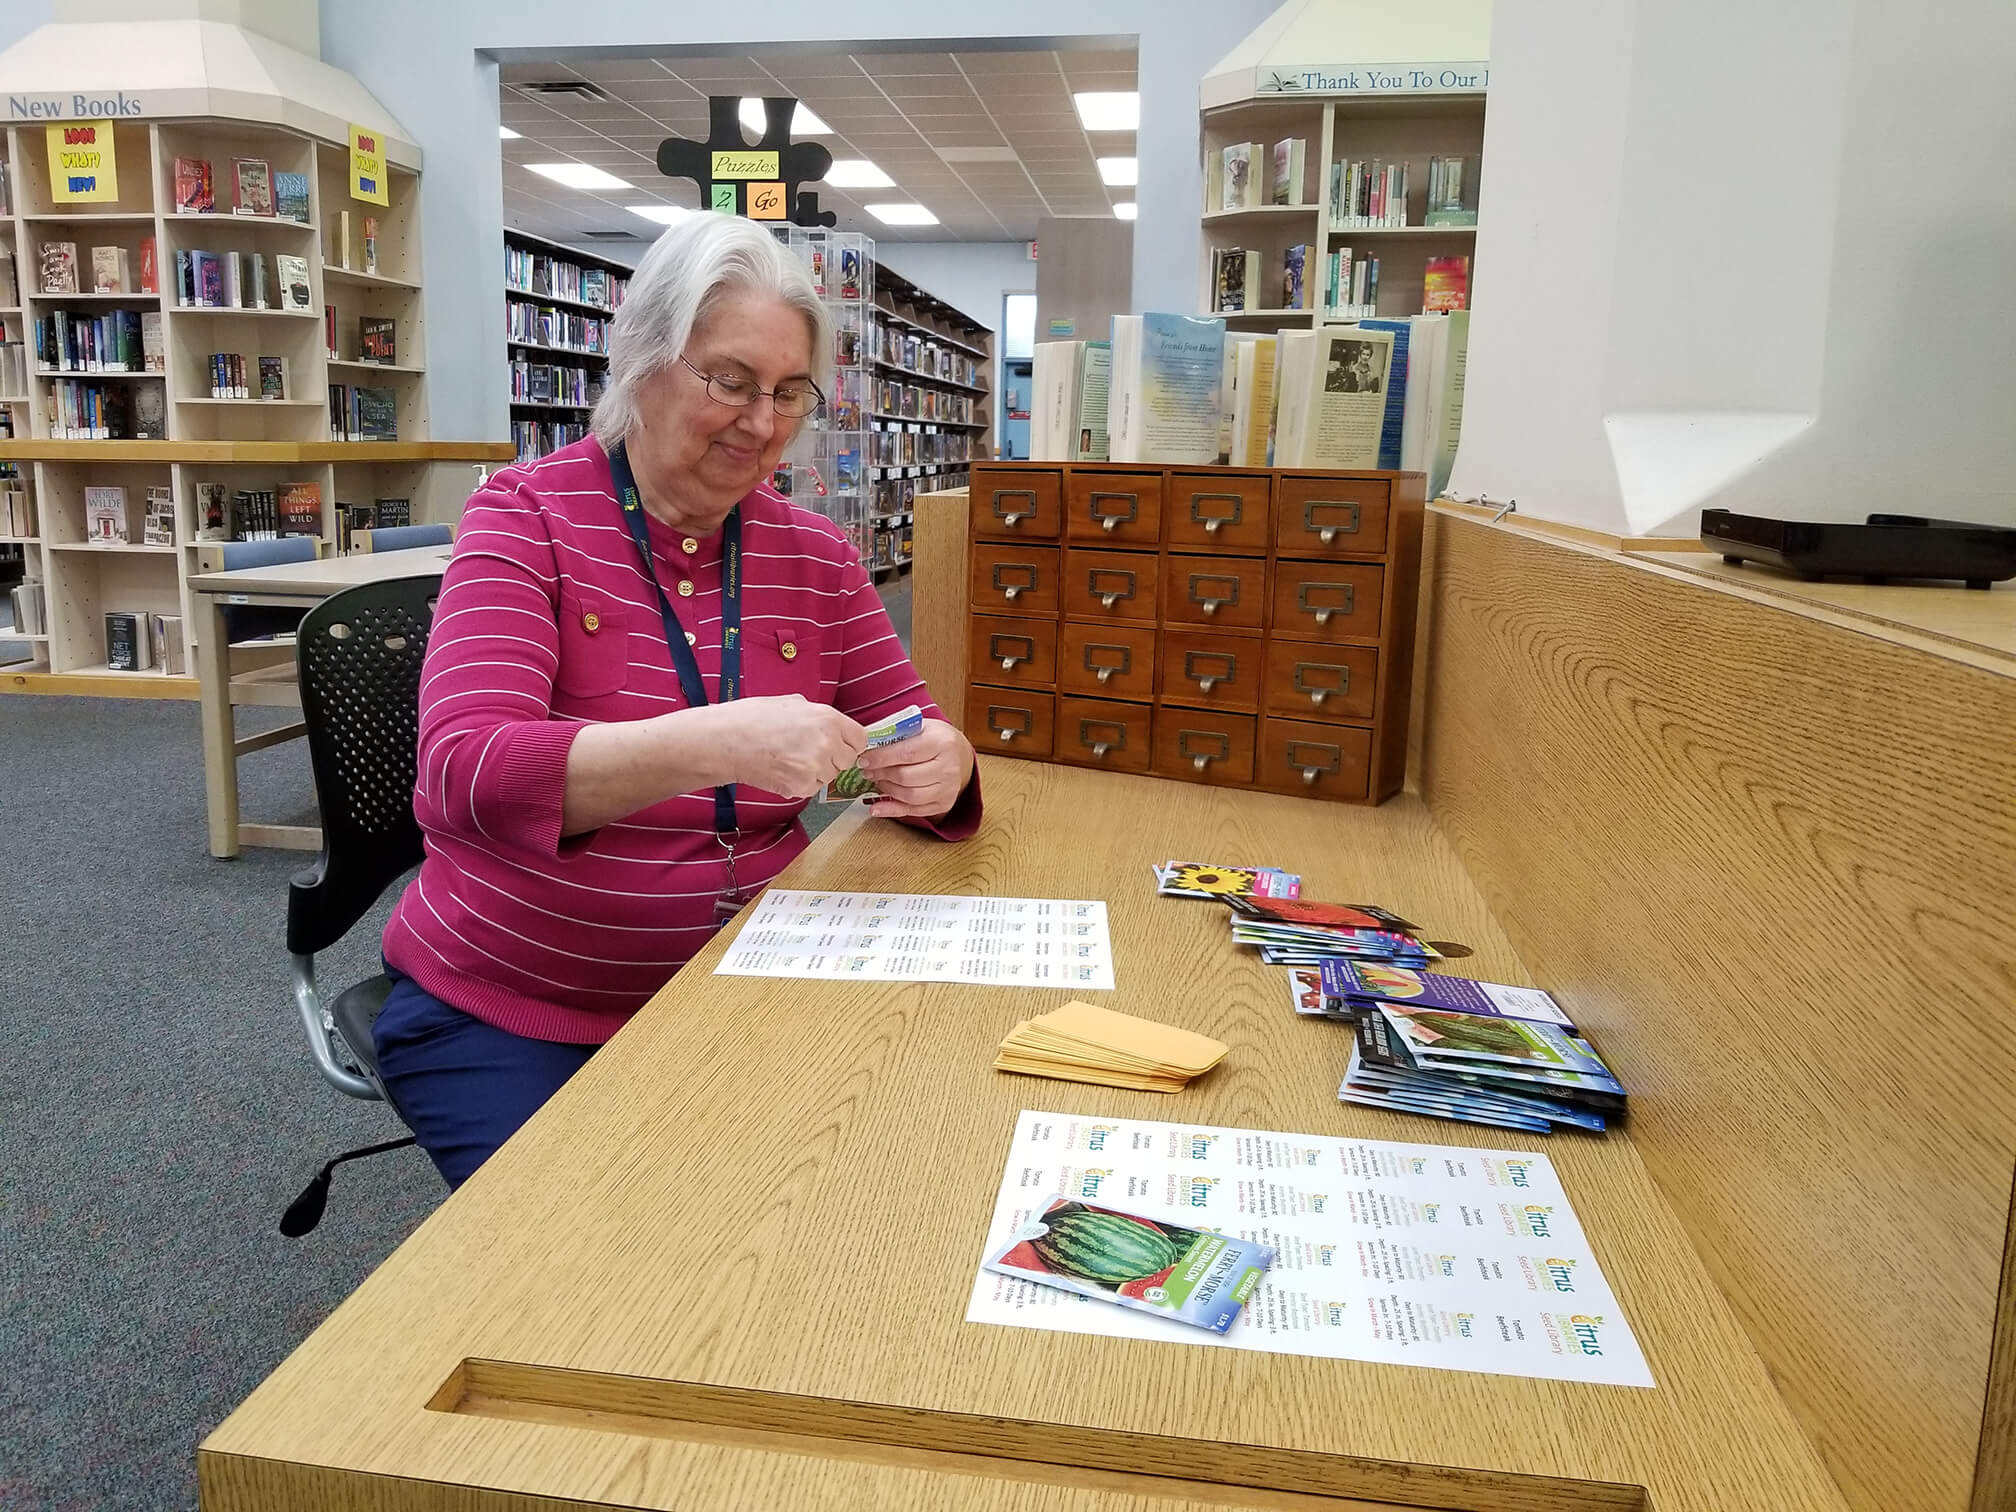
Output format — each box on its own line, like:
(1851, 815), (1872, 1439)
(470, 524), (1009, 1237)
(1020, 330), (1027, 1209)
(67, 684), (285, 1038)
(382, 436), (979, 1043)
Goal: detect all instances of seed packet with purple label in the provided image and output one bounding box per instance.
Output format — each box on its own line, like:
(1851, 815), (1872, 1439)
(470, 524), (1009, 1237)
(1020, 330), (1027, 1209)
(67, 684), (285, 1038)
(824, 704), (924, 801)
(983, 1196), (1275, 1333)
(1318, 960), (1575, 1028)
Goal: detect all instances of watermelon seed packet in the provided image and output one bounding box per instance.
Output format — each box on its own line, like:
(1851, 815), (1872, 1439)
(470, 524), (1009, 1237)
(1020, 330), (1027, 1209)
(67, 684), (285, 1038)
(983, 1196), (1275, 1333)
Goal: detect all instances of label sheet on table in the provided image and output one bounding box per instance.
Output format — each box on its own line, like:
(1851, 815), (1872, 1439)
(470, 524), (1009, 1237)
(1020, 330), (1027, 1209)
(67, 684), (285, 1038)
(716, 891), (1115, 990)
(967, 1109), (1654, 1387)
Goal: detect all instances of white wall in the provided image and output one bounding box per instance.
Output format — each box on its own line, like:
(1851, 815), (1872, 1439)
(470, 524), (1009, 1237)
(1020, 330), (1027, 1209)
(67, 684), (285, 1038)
(321, 1), (1281, 441)
(1450, 0), (2016, 533)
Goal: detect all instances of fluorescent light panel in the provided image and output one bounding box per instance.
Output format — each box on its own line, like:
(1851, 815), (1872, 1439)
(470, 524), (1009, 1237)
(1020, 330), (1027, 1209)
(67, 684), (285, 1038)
(1073, 91), (1139, 131)
(1097, 156), (1138, 186)
(628, 205), (690, 224)
(865, 203), (939, 226)
(1113, 201), (1137, 220)
(823, 159), (894, 189)
(499, 126), (521, 140)
(739, 98), (832, 135)
(525, 162), (633, 191)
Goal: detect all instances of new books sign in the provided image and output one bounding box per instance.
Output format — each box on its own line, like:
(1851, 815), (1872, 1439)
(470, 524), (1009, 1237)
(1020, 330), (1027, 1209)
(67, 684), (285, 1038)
(1256, 63), (1489, 96)
(46, 121), (118, 203)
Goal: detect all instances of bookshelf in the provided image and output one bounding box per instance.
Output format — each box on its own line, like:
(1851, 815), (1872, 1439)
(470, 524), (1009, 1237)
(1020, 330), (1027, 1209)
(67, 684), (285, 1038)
(502, 228), (630, 466)
(1198, 94), (1486, 324)
(0, 119), (508, 697)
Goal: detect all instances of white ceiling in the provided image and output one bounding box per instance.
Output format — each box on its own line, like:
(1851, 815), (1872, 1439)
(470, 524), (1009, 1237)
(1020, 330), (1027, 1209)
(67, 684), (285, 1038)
(498, 46), (1139, 250)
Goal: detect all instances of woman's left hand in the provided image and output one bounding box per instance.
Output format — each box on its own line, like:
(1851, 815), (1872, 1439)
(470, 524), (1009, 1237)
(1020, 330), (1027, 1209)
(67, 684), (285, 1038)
(858, 719), (976, 821)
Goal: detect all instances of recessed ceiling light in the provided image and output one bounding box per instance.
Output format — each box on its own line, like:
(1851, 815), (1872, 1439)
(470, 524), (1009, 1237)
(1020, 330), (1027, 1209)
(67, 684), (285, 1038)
(1073, 91), (1139, 131)
(739, 98), (832, 136)
(499, 126), (521, 140)
(1113, 201), (1138, 220)
(627, 205), (690, 224)
(525, 162), (633, 191)
(1097, 156), (1138, 186)
(865, 203), (939, 226)
(823, 159), (894, 189)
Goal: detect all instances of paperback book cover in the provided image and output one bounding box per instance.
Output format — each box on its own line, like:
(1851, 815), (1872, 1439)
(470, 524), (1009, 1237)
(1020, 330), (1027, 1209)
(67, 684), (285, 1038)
(273, 171), (310, 224)
(233, 158), (273, 217)
(278, 482), (323, 538)
(1424, 256), (1470, 312)
(1270, 138), (1305, 206)
(1220, 144), (1255, 211)
(276, 255), (311, 313)
(90, 245), (128, 294)
(359, 316), (397, 365)
(39, 242), (78, 295)
(1072, 341), (1111, 461)
(142, 485), (174, 547)
(1281, 244), (1308, 311)
(84, 485), (128, 543)
(258, 355), (288, 401)
(1133, 313), (1224, 465)
(353, 385), (398, 440)
(174, 156), (214, 214)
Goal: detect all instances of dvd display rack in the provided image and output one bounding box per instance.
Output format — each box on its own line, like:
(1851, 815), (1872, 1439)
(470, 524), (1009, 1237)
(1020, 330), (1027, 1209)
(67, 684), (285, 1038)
(776, 227), (874, 569)
(503, 227), (632, 465)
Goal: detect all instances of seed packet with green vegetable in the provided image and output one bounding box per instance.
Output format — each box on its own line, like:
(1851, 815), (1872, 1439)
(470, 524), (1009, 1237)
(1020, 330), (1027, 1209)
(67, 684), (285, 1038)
(983, 1196), (1275, 1333)
(823, 703), (925, 802)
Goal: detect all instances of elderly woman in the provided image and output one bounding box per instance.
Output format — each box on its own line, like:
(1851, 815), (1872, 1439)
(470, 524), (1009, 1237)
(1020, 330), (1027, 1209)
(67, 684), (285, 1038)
(375, 215), (980, 1188)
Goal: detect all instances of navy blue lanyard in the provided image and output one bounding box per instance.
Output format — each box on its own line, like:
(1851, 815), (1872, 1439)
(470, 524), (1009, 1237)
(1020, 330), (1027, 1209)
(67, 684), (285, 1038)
(607, 441), (742, 841)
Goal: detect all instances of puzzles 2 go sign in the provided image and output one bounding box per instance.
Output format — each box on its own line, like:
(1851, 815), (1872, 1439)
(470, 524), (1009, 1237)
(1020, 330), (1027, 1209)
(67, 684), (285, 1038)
(46, 121), (119, 204)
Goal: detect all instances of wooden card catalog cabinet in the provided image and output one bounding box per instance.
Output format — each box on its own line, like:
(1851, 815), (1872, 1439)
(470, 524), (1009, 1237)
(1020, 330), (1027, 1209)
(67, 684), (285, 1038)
(964, 463), (1424, 804)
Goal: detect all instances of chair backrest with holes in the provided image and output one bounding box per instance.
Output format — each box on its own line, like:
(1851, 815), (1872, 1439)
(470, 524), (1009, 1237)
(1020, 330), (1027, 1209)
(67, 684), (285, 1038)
(285, 574), (440, 957)
(219, 535), (320, 643)
(364, 523), (454, 553)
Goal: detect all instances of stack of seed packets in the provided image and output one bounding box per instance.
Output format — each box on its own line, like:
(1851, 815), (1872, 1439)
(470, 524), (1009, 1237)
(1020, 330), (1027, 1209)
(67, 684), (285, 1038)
(1152, 861), (1301, 901)
(1225, 896), (1436, 967)
(996, 1001), (1227, 1093)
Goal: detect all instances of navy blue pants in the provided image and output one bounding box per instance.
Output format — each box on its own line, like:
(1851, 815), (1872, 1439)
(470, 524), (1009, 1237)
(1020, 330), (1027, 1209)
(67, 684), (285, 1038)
(373, 970), (599, 1190)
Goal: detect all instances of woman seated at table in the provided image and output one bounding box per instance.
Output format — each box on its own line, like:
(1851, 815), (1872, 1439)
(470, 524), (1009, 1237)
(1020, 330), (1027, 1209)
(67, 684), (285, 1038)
(375, 214), (980, 1189)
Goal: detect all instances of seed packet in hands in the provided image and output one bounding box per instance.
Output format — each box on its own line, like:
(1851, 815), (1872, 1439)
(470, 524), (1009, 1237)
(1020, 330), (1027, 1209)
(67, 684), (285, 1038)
(824, 704), (925, 802)
(984, 1196), (1275, 1333)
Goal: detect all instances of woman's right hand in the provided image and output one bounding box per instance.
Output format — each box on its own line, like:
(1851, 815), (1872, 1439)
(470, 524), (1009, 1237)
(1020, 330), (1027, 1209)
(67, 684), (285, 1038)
(717, 695), (869, 798)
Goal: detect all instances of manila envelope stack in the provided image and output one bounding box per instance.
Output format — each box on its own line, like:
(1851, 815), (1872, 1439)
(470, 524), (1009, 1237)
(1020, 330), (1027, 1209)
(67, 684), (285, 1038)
(995, 1000), (1227, 1093)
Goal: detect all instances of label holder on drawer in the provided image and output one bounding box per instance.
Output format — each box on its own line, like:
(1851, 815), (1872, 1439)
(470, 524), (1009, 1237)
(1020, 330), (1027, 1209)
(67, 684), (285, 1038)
(1302, 499), (1362, 544)
(991, 562), (1039, 603)
(1296, 580), (1356, 626)
(989, 631), (1036, 672)
(992, 489), (1039, 528)
(1184, 648), (1239, 694)
(1089, 491), (1140, 534)
(1177, 727), (1232, 773)
(1286, 738), (1344, 785)
(1082, 641), (1133, 686)
(1292, 660), (1351, 706)
(1187, 573), (1242, 617)
(1088, 567), (1138, 610)
(1078, 718), (1129, 759)
(987, 704), (1034, 743)
(1190, 492), (1244, 536)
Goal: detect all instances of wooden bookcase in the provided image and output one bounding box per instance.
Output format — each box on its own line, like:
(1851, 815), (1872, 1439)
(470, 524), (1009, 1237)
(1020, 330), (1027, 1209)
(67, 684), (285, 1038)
(0, 119), (508, 696)
(1198, 94), (1485, 326)
(502, 227), (631, 467)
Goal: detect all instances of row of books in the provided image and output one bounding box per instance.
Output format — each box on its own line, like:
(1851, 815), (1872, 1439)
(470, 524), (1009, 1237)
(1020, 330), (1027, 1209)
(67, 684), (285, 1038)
(206, 353), (291, 400)
(1211, 246), (1466, 317)
(327, 384), (397, 442)
(191, 482), (322, 541)
(1, 484), (32, 537)
(869, 521), (915, 569)
(174, 248), (312, 313)
(1209, 139), (1303, 211)
(37, 240), (160, 296)
(85, 484), (176, 545)
(867, 471), (964, 522)
(45, 379), (165, 440)
(866, 426), (972, 468)
(505, 300), (610, 356)
(866, 321), (983, 388)
(1327, 156), (1478, 229)
(1030, 340), (1112, 462)
(504, 246), (628, 313)
(9, 580), (46, 638)
(104, 611), (188, 674)
(511, 417), (588, 465)
(335, 497), (412, 553)
(509, 358), (605, 408)
(33, 310), (163, 374)
(870, 378), (978, 424)
(174, 156), (309, 222)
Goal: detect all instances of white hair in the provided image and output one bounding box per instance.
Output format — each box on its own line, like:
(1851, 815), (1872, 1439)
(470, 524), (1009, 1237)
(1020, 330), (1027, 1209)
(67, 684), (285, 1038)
(591, 215), (832, 448)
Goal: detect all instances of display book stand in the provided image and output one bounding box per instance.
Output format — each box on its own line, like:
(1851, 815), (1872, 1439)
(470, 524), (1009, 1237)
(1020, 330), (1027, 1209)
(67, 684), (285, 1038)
(960, 459), (1423, 804)
(0, 119), (508, 697)
(1199, 89), (1483, 326)
(503, 227), (632, 466)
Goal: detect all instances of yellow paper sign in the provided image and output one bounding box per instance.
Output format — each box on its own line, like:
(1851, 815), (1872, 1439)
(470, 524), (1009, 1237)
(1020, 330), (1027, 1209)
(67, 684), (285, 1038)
(711, 149), (778, 180)
(348, 122), (389, 206)
(747, 182), (787, 220)
(47, 121), (118, 203)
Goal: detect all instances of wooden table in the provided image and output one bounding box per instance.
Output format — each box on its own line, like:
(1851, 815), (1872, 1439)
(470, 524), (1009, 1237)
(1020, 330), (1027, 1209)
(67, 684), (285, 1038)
(200, 757), (1849, 1512)
(188, 545), (450, 859)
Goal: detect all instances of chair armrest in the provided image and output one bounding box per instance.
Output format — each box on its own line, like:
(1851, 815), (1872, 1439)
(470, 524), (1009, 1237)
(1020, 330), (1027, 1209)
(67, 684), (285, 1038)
(291, 953), (382, 1101)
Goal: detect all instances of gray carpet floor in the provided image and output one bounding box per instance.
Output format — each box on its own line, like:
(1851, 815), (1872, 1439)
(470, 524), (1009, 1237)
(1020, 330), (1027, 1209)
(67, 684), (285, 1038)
(0, 572), (910, 1511)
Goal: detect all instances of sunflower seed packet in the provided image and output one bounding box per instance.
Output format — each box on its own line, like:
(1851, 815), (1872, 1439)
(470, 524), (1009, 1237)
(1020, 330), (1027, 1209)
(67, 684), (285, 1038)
(983, 1195), (1275, 1332)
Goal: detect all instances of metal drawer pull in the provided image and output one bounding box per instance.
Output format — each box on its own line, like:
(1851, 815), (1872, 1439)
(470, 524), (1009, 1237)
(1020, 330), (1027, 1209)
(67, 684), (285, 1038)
(992, 488), (1039, 528)
(992, 563), (1039, 603)
(1080, 719), (1127, 759)
(988, 705), (1033, 743)
(1178, 729), (1231, 772)
(1297, 581), (1356, 626)
(1190, 492), (1244, 535)
(1293, 661), (1350, 705)
(989, 633), (1034, 671)
(1303, 499), (1362, 544)
(1287, 740), (1342, 786)
(1187, 574), (1241, 616)
(1089, 491), (1139, 534)
(1088, 569), (1136, 609)
(1184, 650), (1236, 694)
(1083, 643), (1132, 686)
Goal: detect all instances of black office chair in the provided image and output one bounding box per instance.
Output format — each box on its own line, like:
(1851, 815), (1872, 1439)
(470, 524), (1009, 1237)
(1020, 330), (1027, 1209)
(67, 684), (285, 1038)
(279, 573), (441, 1235)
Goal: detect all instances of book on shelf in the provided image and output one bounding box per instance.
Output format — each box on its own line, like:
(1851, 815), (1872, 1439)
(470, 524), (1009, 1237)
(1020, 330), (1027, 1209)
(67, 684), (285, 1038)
(1402, 309), (1469, 495)
(273, 171), (310, 224)
(149, 613), (188, 677)
(10, 580), (48, 637)
(1282, 244), (1310, 311)
(328, 383), (398, 441)
(1213, 247), (1257, 312)
(1324, 248), (1381, 318)
(1272, 323), (1395, 469)
(1425, 155), (1481, 226)
(1214, 143), (1262, 211)
(1030, 339), (1111, 461)
(105, 611), (153, 671)
(0, 159), (9, 218)
(1107, 313), (1225, 465)
(1329, 158), (1410, 230)
(323, 304), (336, 357)
(0, 246), (15, 306)
(208, 352), (249, 399)
(1271, 138), (1306, 206)
(195, 482), (228, 541)
(375, 497), (411, 528)
(138, 236), (157, 294)
(1, 484), (32, 538)
(228, 488), (277, 540)
(259, 354), (288, 400)
(0, 339), (22, 396)
(85, 486), (129, 544)
(39, 242), (79, 295)
(90, 245), (130, 294)
(1348, 317), (1412, 471)
(358, 316), (397, 364)
(1423, 255), (1470, 312)
(362, 216), (379, 276)
(250, 253), (269, 310)
(142, 485), (175, 546)
(132, 381), (165, 439)
(1229, 334), (1277, 466)
(233, 158), (273, 216)
(46, 379), (134, 438)
(276, 254), (311, 313)
(175, 156), (214, 214)
(335, 210), (351, 271)
(35, 309), (150, 373)
(278, 481), (323, 538)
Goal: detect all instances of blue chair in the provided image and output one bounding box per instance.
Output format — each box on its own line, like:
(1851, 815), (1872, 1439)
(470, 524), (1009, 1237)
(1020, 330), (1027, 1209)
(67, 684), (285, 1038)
(360, 523), (452, 553)
(219, 535), (319, 643)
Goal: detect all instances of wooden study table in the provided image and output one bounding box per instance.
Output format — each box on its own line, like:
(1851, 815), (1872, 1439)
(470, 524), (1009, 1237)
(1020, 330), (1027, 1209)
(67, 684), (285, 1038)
(187, 544), (450, 859)
(201, 756), (1849, 1512)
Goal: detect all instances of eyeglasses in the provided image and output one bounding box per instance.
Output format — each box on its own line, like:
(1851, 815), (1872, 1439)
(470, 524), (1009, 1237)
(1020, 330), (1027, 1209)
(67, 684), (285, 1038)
(679, 356), (824, 419)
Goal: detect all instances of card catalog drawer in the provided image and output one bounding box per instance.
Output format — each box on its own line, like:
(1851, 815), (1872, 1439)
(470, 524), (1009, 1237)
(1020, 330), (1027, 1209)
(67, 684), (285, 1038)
(1058, 622), (1158, 703)
(1258, 717), (1372, 801)
(970, 544), (1060, 617)
(1157, 628), (1261, 713)
(1263, 641), (1378, 723)
(964, 686), (1054, 760)
(967, 614), (1057, 691)
(1276, 475), (1391, 558)
(1162, 554), (1267, 633)
(1151, 708), (1257, 786)
(1270, 560), (1384, 642)
(970, 467), (1062, 541)
(1056, 696), (1154, 774)
(1065, 472), (1163, 547)
(1062, 547), (1160, 625)
(1165, 472), (1271, 554)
